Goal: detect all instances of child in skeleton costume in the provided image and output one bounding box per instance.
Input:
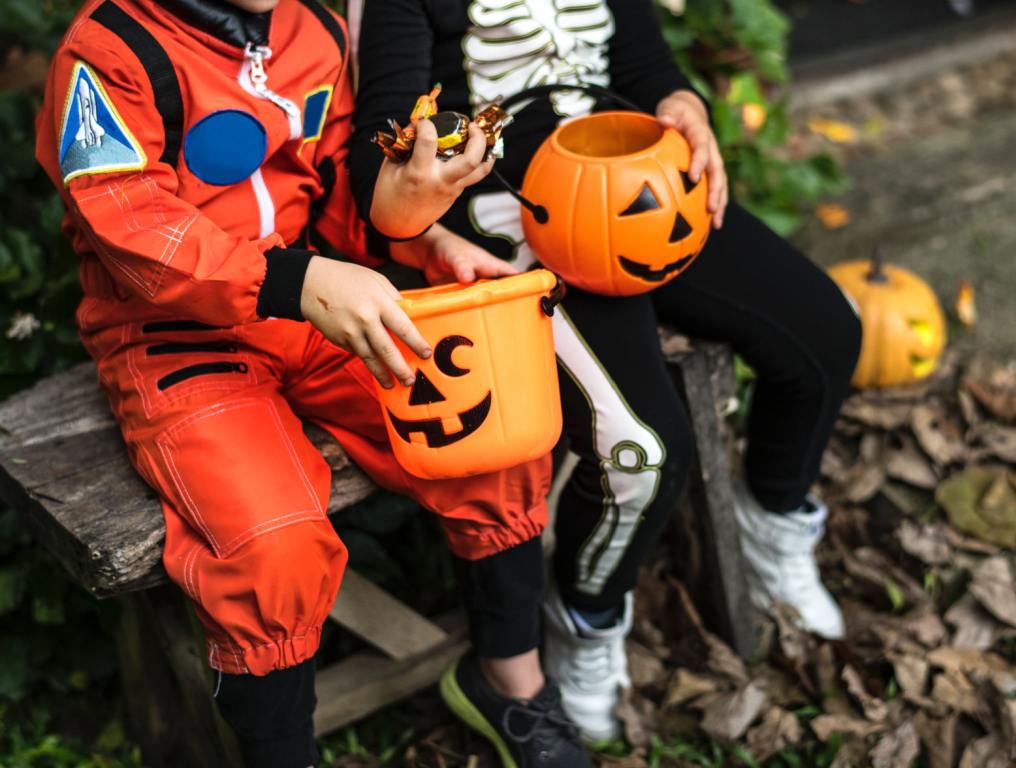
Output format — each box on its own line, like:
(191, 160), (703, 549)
(349, 0), (862, 750)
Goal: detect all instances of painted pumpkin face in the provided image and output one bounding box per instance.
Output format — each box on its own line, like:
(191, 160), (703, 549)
(520, 111), (711, 296)
(385, 335), (492, 447)
(828, 258), (947, 389)
(376, 271), (563, 479)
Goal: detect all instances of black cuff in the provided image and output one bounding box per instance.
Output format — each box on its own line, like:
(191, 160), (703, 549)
(256, 247), (313, 321)
(454, 537), (545, 658)
(214, 658), (318, 768)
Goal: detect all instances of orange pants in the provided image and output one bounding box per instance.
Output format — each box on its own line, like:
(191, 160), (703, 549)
(86, 317), (550, 675)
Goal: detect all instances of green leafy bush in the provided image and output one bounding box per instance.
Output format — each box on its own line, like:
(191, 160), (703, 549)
(0, 0), (85, 399)
(657, 0), (848, 234)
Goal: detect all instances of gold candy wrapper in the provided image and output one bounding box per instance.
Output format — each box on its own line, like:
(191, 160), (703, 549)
(372, 85), (511, 162)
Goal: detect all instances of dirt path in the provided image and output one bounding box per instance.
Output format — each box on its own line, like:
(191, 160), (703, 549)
(789, 50), (1016, 362)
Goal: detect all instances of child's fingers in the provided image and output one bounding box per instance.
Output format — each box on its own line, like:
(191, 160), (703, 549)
(443, 125), (487, 183)
(380, 303), (432, 361)
(408, 120), (438, 172)
(461, 123), (488, 167)
(349, 332), (395, 389)
(706, 146), (725, 212)
(459, 156), (495, 188)
(365, 321), (416, 387)
(472, 250), (517, 278)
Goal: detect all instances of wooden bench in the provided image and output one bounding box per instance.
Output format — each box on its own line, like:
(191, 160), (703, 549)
(0, 336), (752, 768)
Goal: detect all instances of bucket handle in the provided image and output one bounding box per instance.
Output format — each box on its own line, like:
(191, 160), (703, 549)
(491, 83), (646, 223)
(540, 275), (567, 316)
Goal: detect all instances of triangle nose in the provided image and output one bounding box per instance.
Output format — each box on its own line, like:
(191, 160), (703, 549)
(669, 211), (693, 243)
(408, 369), (446, 405)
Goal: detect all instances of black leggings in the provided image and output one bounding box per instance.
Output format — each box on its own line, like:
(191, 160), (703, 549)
(441, 199), (861, 642)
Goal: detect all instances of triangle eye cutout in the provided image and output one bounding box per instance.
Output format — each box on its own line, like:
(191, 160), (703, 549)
(620, 183), (661, 216)
(408, 370), (446, 405)
(669, 211), (693, 243)
(680, 170), (697, 194)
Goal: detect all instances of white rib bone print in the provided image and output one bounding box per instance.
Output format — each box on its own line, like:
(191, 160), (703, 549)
(463, 0), (614, 118)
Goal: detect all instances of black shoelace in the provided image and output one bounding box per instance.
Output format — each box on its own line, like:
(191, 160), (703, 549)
(501, 701), (580, 745)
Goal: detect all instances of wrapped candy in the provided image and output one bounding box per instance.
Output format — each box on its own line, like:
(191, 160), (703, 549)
(372, 85), (511, 162)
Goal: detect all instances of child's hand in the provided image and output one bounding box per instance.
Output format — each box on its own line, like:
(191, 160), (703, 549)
(371, 121), (494, 239)
(299, 256), (431, 388)
(390, 224), (518, 285)
(656, 90), (728, 229)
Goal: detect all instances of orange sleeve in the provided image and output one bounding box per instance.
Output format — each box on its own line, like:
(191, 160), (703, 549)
(36, 36), (292, 326)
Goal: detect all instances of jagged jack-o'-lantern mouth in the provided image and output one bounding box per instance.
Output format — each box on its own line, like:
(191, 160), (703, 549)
(387, 392), (492, 448)
(618, 254), (695, 282)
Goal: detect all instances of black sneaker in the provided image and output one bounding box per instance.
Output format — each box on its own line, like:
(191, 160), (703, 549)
(439, 654), (593, 768)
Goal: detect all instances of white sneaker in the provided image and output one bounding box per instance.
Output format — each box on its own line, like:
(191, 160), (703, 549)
(541, 585), (632, 743)
(733, 482), (845, 640)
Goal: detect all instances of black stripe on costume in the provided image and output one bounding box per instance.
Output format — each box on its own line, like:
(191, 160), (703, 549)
(296, 0), (348, 59)
(90, 1), (184, 167)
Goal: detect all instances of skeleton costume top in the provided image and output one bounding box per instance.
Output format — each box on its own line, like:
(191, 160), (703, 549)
(348, 0), (699, 230)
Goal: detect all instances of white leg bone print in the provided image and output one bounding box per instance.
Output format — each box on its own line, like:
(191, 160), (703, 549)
(464, 0), (614, 117)
(469, 193), (666, 595)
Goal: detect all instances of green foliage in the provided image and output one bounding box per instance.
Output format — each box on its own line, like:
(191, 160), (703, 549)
(0, 0), (86, 399)
(657, 0), (848, 235)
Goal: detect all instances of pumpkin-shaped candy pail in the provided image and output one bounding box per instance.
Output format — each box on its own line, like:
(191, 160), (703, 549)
(376, 269), (564, 479)
(520, 111), (711, 297)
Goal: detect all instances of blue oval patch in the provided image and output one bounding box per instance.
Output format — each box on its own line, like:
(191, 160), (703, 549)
(184, 109), (267, 185)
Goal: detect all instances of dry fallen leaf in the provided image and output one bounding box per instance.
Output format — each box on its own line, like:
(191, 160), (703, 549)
(842, 665), (889, 722)
(886, 439), (940, 489)
(699, 679), (767, 742)
(968, 422), (1016, 464)
(615, 686), (656, 748)
(962, 359), (1016, 424)
(810, 713), (883, 742)
(930, 668), (983, 715)
(816, 203), (851, 229)
(958, 734), (1009, 768)
(937, 467), (1016, 549)
(809, 117), (858, 143)
(869, 720), (920, 768)
(896, 519), (951, 565)
(954, 279), (977, 327)
(910, 403), (967, 466)
(968, 556), (1016, 628)
(913, 711), (957, 768)
(745, 706), (802, 761)
(627, 639), (667, 687)
(661, 668), (719, 709)
(889, 653), (929, 699)
(945, 593), (1009, 650)
(841, 396), (913, 430)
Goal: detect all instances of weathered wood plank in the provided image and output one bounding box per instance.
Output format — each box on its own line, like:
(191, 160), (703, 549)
(0, 363), (376, 596)
(671, 345), (757, 659)
(314, 611), (469, 735)
(329, 569), (449, 660)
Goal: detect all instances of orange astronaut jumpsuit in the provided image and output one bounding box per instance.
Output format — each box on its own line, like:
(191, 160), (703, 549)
(36, 0), (550, 676)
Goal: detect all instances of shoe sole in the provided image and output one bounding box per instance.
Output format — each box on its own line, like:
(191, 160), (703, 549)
(439, 661), (518, 768)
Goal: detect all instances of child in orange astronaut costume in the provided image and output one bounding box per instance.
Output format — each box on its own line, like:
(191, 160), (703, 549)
(36, 1), (550, 765)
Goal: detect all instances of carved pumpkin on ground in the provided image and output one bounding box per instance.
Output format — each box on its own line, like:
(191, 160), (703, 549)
(376, 270), (564, 479)
(828, 253), (947, 389)
(520, 111), (711, 296)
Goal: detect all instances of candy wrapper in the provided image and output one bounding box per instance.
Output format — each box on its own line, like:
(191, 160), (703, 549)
(372, 85), (511, 162)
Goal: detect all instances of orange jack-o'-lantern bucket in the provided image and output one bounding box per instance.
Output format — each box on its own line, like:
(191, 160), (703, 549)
(494, 85), (711, 297)
(375, 269), (565, 479)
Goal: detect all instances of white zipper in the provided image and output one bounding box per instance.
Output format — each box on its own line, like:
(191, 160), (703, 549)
(241, 43), (302, 140)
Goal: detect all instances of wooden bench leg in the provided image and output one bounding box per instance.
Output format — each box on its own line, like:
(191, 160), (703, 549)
(115, 585), (243, 768)
(671, 345), (758, 660)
